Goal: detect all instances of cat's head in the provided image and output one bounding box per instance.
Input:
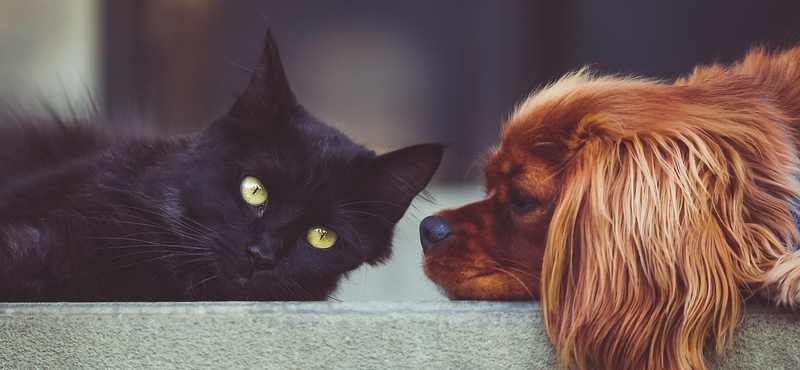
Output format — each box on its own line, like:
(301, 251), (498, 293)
(169, 29), (443, 300)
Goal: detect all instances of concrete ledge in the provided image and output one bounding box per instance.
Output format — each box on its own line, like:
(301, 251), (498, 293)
(0, 301), (798, 369)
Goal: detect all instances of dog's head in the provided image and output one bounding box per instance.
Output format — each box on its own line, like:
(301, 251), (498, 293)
(422, 68), (800, 369)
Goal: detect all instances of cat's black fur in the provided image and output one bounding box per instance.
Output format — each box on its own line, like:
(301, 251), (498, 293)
(0, 29), (443, 302)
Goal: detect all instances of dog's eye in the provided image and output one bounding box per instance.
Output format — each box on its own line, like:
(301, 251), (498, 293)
(509, 191), (539, 214)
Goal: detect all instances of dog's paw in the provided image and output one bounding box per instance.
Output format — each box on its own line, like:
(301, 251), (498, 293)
(764, 251), (800, 308)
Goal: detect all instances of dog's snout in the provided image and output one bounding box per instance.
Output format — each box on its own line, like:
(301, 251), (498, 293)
(420, 215), (452, 254)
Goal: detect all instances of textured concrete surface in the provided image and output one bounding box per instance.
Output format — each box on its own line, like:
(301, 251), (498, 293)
(0, 301), (798, 370)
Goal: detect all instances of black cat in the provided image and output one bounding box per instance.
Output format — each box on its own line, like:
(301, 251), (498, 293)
(0, 29), (443, 302)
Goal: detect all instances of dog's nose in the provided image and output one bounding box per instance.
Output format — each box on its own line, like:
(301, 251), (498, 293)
(420, 215), (452, 254)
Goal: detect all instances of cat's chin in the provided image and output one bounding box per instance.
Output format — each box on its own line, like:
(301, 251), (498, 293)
(234, 276), (250, 286)
(225, 271), (265, 288)
(222, 270), (291, 294)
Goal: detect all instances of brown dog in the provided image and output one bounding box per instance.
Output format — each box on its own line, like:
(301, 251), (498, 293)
(421, 47), (800, 370)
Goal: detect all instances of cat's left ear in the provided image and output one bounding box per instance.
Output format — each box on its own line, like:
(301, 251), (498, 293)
(228, 28), (297, 121)
(364, 143), (445, 224)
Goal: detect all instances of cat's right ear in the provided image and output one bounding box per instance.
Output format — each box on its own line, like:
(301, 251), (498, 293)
(359, 143), (444, 264)
(228, 28), (298, 122)
(364, 143), (445, 224)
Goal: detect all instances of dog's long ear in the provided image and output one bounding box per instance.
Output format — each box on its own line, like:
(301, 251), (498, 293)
(541, 111), (797, 370)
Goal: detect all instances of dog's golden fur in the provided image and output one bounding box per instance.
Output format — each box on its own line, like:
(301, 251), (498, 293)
(422, 47), (800, 370)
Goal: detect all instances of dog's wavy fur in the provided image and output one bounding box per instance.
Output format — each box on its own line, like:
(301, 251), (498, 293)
(422, 47), (800, 370)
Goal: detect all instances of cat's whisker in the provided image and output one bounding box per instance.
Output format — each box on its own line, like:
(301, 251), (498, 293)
(92, 255), (184, 274)
(340, 208), (418, 247)
(178, 260), (215, 284)
(187, 274), (219, 292)
(224, 58), (256, 74)
(345, 224), (366, 258)
(81, 232), (170, 250)
(339, 210), (395, 226)
(175, 217), (217, 236)
(104, 249), (211, 261)
(100, 244), (209, 253)
(68, 214), (190, 237)
(145, 257), (212, 281)
(81, 232), (168, 241)
(287, 278), (313, 301)
(79, 231), (211, 253)
(339, 209), (413, 244)
(98, 239), (214, 258)
(82, 202), (218, 240)
(333, 193), (359, 206)
(159, 258), (213, 275)
(387, 173), (417, 195)
(92, 234), (210, 252)
(337, 199), (405, 209)
(250, 0), (269, 26)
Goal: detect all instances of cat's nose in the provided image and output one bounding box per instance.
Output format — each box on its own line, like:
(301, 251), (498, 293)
(247, 246), (276, 270)
(420, 215), (452, 254)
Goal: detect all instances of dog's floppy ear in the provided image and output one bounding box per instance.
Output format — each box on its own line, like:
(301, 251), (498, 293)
(541, 111), (793, 370)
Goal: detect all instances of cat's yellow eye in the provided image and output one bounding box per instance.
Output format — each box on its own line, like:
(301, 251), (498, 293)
(240, 176), (268, 207)
(307, 227), (337, 249)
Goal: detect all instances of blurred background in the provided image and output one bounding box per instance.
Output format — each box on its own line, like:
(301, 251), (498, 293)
(1, 0), (799, 300)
